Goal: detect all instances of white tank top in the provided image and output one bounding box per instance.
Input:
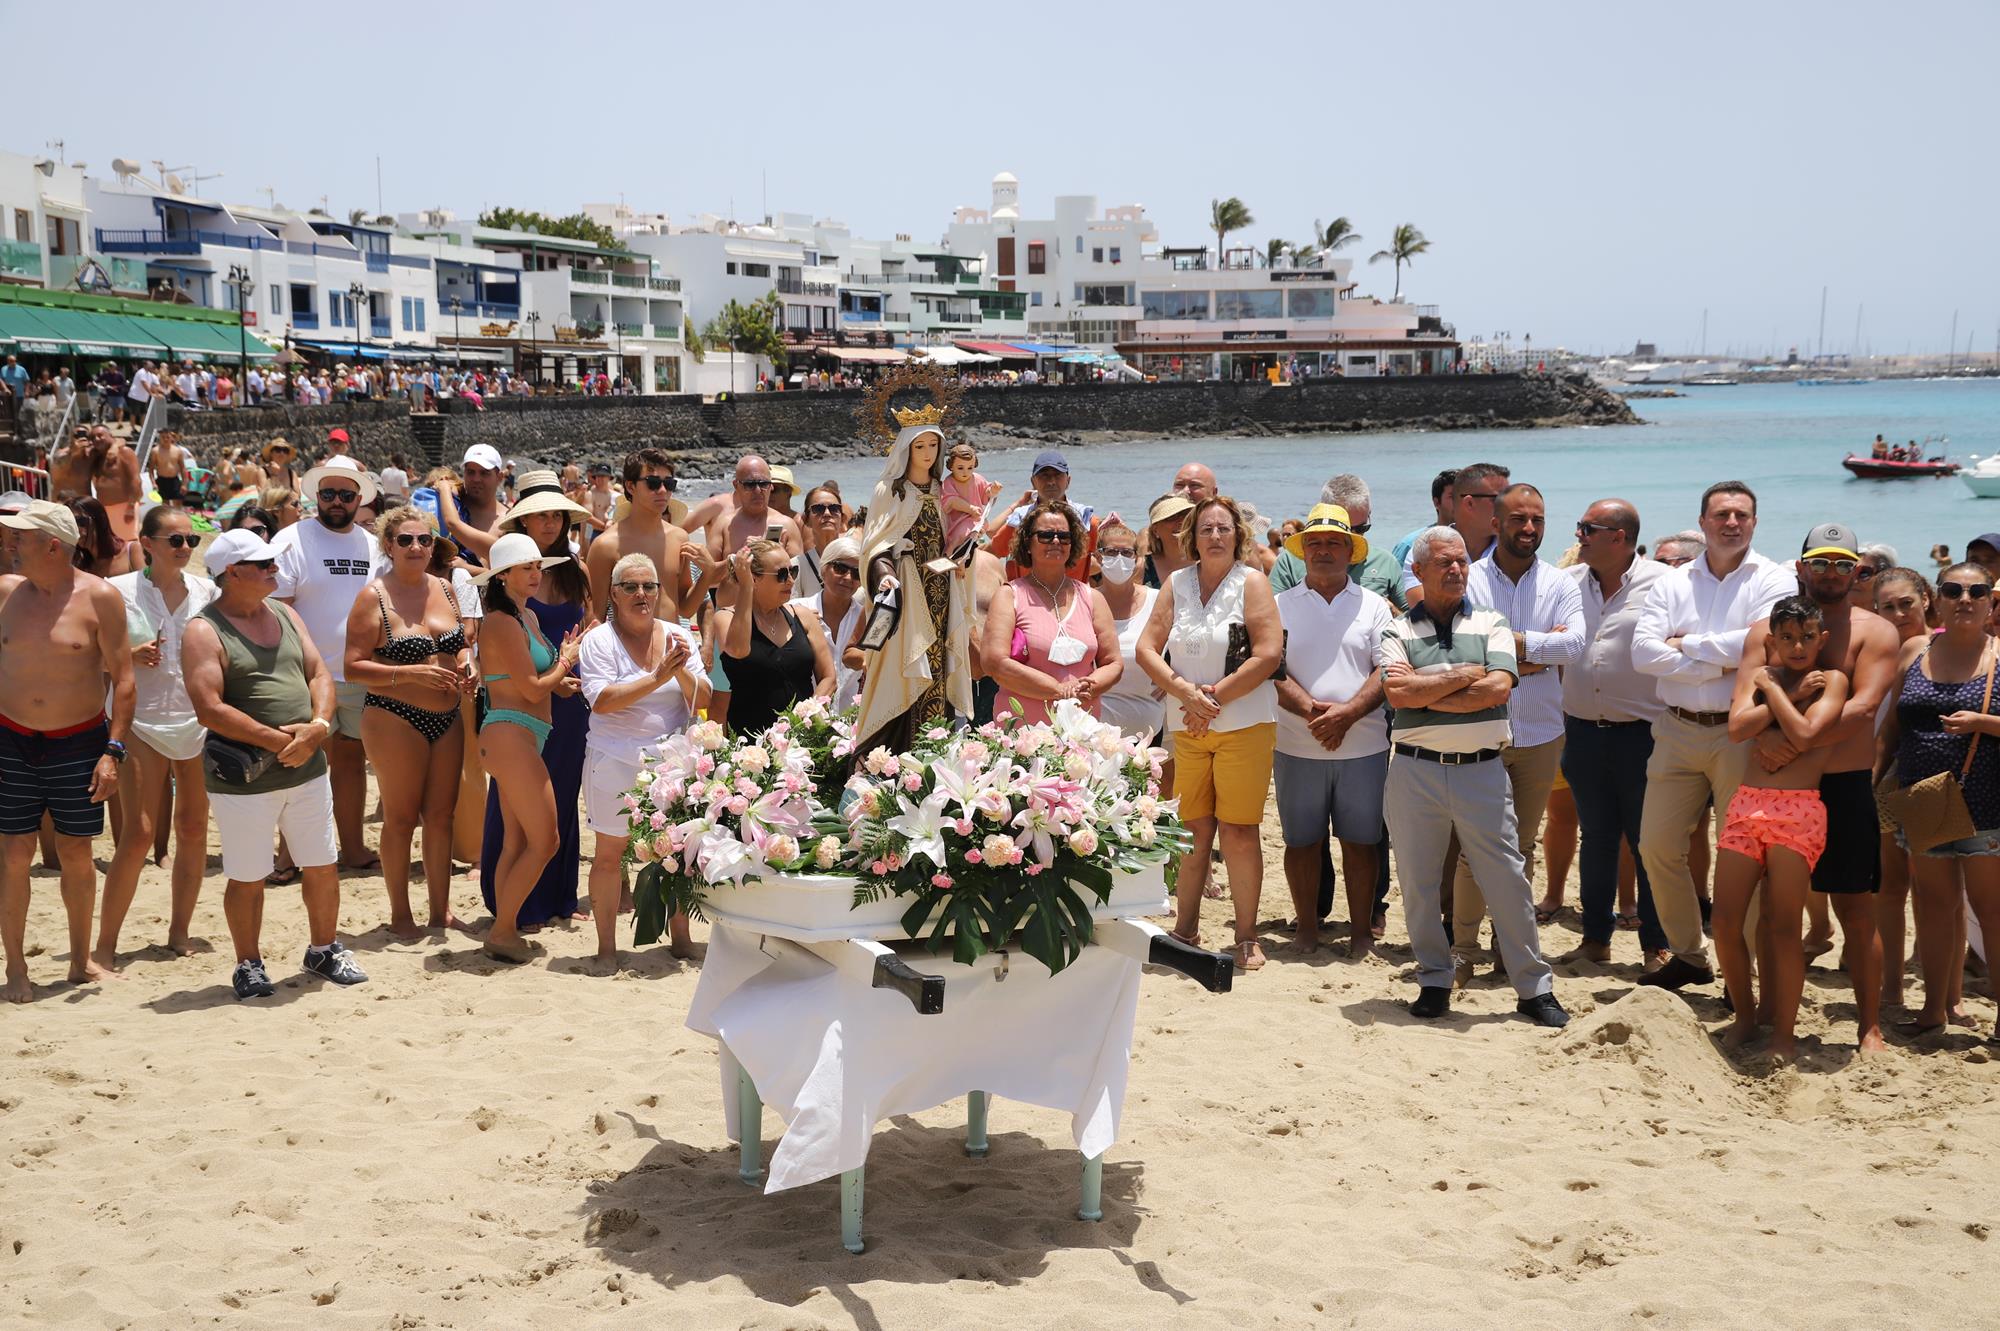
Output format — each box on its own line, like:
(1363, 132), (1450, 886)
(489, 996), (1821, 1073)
(1166, 564), (1277, 734)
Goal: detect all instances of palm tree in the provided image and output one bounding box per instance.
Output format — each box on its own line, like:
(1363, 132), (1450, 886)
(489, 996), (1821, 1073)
(1262, 237), (1290, 269)
(1369, 223), (1431, 302)
(1210, 197), (1253, 269)
(1314, 216), (1362, 253)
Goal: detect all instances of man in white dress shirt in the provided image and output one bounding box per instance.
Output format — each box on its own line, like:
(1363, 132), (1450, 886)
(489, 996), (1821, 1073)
(1400, 461), (1508, 597)
(1631, 481), (1797, 990)
(1562, 500), (1670, 967)
(1452, 484), (1583, 982)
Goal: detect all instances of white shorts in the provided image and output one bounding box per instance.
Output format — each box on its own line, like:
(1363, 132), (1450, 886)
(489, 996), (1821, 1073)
(585, 748), (640, 840)
(211, 775), (337, 881)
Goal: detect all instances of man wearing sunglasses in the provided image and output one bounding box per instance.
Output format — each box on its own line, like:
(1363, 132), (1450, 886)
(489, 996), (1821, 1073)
(1725, 523), (1898, 1052)
(589, 448), (690, 622)
(1270, 473), (1405, 611)
(270, 455), (383, 875)
(699, 454), (804, 574)
(1633, 480), (1798, 992)
(1399, 462), (1508, 599)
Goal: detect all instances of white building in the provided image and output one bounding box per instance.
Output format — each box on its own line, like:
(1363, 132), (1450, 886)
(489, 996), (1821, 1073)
(402, 215), (686, 391)
(946, 172), (1458, 380)
(87, 172), (436, 362)
(0, 149), (142, 295)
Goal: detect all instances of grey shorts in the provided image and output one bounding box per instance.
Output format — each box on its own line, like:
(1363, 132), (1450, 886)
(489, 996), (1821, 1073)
(332, 681), (367, 739)
(1273, 749), (1389, 848)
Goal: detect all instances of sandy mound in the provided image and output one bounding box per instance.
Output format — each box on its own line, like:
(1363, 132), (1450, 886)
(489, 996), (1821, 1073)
(1555, 985), (1748, 1111)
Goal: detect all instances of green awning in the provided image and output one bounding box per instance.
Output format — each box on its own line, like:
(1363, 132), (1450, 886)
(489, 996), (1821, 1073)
(26, 307), (167, 357)
(0, 302), (66, 351)
(129, 315), (272, 362)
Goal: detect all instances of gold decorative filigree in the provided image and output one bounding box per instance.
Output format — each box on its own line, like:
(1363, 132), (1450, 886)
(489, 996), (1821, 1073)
(857, 360), (965, 453)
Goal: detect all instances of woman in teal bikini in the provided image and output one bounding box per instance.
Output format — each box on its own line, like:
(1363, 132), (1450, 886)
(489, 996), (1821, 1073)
(474, 533), (585, 964)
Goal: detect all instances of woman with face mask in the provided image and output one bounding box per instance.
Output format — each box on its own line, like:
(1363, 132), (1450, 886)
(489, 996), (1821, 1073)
(1093, 518), (1166, 745)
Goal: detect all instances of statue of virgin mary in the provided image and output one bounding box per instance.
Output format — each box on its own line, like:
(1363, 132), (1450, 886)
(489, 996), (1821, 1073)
(852, 420), (975, 757)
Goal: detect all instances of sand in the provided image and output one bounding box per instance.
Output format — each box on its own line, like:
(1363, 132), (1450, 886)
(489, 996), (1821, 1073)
(3, 800), (1997, 1330)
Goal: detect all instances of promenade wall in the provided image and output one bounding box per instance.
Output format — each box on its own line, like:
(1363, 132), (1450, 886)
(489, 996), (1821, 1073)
(161, 374), (1633, 477)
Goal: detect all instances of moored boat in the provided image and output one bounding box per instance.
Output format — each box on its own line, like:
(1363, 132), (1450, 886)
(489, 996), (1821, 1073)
(1843, 454), (1960, 479)
(1962, 455), (2000, 498)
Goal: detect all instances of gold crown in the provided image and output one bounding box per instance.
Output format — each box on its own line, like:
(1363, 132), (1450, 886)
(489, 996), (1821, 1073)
(891, 403), (948, 428)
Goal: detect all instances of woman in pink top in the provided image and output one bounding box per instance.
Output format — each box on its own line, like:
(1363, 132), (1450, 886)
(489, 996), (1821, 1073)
(982, 498), (1121, 725)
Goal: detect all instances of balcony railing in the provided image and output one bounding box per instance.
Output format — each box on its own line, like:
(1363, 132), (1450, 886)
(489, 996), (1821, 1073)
(292, 312), (320, 330)
(95, 226), (378, 259)
(610, 274), (648, 289)
(365, 252), (390, 273)
(45, 254), (146, 290)
(648, 276), (679, 292)
(370, 317), (391, 337)
(0, 239), (43, 281)
(570, 270), (608, 286)
(444, 300), (520, 322)
(615, 322), (642, 336)
(842, 310), (883, 322)
(775, 277), (804, 295)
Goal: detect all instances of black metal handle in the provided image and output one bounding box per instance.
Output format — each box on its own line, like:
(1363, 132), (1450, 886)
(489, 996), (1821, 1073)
(872, 954), (945, 1014)
(1146, 933), (1234, 993)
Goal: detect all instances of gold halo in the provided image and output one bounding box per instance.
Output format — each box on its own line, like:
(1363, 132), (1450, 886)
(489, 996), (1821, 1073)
(857, 360), (964, 454)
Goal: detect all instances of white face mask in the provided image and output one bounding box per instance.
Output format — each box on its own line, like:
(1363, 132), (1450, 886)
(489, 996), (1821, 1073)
(1098, 553), (1137, 585)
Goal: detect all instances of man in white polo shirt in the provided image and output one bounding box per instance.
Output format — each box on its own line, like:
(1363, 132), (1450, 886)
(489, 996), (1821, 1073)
(271, 455), (382, 874)
(1631, 480), (1796, 990)
(1273, 505), (1393, 957)
(1451, 483), (1583, 983)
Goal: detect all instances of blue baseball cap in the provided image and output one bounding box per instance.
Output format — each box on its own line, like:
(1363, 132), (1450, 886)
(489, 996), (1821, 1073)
(1031, 450), (1069, 476)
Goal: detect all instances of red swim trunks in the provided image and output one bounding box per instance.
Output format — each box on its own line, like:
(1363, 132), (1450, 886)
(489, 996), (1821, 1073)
(1718, 786), (1827, 870)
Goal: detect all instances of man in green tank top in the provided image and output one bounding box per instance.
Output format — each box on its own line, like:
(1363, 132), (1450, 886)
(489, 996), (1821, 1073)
(183, 531), (368, 1001)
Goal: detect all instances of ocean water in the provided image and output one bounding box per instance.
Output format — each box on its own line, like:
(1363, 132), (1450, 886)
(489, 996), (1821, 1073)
(721, 378), (2000, 569)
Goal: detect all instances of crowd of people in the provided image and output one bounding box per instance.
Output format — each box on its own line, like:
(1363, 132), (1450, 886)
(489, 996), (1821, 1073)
(1, 431), (1996, 1066)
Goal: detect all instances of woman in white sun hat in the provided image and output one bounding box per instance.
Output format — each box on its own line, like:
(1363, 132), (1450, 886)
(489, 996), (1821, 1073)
(473, 532), (586, 964)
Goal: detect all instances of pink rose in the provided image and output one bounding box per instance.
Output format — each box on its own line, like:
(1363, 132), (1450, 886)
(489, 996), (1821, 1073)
(931, 872), (953, 889)
(870, 859), (888, 875)
(650, 810), (669, 831)
(966, 849), (984, 864)
(695, 755), (715, 776)
(902, 772), (924, 792)
(1026, 863), (1044, 876)
(728, 795), (750, 815)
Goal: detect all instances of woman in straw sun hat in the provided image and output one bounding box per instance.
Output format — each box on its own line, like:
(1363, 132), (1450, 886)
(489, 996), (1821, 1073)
(478, 472), (599, 931)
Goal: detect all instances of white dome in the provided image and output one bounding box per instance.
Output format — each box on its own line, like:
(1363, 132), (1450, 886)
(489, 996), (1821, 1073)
(992, 171), (1018, 184)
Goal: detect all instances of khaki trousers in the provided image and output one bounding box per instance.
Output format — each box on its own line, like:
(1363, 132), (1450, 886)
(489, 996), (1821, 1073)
(1638, 711), (1749, 963)
(1452, 737), (1565, 961)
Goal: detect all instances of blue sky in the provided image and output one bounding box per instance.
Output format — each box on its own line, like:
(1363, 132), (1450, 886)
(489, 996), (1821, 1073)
(8, 0), (1993, 357)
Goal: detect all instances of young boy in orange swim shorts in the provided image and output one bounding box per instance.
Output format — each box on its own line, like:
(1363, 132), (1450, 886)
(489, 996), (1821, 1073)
(1716, 595), (1850, 1057)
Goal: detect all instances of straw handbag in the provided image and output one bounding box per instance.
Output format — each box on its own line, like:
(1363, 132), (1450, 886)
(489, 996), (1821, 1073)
(1882, 642), (1995, 852)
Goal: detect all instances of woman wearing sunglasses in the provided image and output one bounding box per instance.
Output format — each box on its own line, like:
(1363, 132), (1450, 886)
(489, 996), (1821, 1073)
(793, 482), (849, 597)
(579, 553), (709, 966)
(983, 497), (1121, 727)
(1878, 562), (2000, 1040)
(96, 505), (220, 968)
(716, 538), (834, 735)
(339, 507), (474, 940)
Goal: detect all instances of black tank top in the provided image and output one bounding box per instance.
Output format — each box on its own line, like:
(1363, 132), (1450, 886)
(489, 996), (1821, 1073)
(725, 606), (814, 735)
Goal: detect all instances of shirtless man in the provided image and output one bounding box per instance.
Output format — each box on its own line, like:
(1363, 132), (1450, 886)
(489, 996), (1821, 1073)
(703, 455), (804, 572)
(1737, 523), (1898, 1053)
(589, 448), (690, 621)
(0, 501), (135, 1002)
(50, 426), (144, 541)
(150, 430), (193, 508)
(435, 443), (509, 566)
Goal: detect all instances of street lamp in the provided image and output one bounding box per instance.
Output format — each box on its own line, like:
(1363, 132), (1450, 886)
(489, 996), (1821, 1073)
(448, 295), (463, 371)
(524, 310), (543, 388)
(347, 280), (367, 368)
(226, 263), (254, 392)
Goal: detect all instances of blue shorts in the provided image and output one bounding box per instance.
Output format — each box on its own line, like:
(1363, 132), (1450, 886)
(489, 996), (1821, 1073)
(0, 717), (110, 838)
(1273, 749), (1389, 848)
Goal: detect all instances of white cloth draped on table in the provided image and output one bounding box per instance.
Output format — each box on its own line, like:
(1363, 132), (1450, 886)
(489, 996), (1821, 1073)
(687, 923), (1143, 1193)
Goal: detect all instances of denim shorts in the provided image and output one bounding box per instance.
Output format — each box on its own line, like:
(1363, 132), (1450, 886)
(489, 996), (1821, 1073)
(1905, 827), (2000, 859)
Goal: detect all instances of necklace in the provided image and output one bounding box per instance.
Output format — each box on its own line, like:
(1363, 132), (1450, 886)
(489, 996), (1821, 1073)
(1029, 572), (1067, 608)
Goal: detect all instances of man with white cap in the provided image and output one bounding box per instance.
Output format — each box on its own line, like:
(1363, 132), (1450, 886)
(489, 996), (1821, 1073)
(183, 529), (366, 1000)
(0, 500), (136, 1003)
(0, 490), (35, 573)
(436, 444), (510, 566)
(270, 455), (382, 874)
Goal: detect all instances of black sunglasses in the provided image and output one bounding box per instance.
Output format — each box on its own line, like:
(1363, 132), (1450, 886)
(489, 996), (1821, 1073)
(1577, 520), (1621, 539)
(235, 558), (276, 572)
(392, 532), (436, 549)
(758, 565), (796, 583)
(808, 503), (842, 517)
(638, 475), (677, 491)
(317, 488), (360, 504)
(826, 561), (860, 577)
(1030, 529), (1070, 545)
(240, 524), (272, 539)
(738, 478), (774, 490)
(151, 533), (198, 549)
(1938, 581), (1993, 600)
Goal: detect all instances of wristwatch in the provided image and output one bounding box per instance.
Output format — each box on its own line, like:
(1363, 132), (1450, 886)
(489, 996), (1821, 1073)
(103, 740), (127, 764)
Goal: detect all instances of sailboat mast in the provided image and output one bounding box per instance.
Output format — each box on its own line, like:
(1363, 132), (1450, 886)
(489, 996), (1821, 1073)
(1817, 286), (1828, 362)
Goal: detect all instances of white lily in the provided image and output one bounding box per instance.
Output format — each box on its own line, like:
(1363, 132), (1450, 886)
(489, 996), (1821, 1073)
(886, 790), (953, 869)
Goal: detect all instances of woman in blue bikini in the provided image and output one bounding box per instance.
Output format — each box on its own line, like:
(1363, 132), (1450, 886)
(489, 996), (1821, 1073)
(474, 532), (586, 964)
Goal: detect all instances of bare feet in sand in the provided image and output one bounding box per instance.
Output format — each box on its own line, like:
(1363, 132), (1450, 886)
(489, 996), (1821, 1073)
(1802, 934), (1835, 963)
(1720, 1017), (1760, 1050)
(3, 967), (32, 1003)
(69, 955), (121, 985)
(590, 949), (621, 975)
(386, 917), (426, 942)
(1857, 1027), (1888, 1056)
(166, 932), (202, 957)
(427, 912), (474, 935)
(481, 935), (533, 965)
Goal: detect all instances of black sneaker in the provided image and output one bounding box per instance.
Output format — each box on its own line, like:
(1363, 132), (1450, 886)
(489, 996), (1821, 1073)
(303, 943), (368, 986)
(232, 958), (276, 1000)
(1636, 956), (1715, 991)
(1516, 992), (1571, 1029)
(1410, 985), (1452, 1019)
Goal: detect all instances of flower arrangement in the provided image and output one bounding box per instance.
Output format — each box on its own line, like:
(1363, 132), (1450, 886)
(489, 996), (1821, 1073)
(628, 699), (1187, 976)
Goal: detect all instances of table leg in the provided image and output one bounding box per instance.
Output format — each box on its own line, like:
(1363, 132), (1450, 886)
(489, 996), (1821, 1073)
(1078, 1153), (1104, 1222)
(841, 1167), (866, 1254)
(965, 1090), (990, 1157)
(736, 1066), (764, 1187)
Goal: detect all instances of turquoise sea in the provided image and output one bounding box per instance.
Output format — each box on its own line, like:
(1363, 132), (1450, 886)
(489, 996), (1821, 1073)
(749, 378), (2000, 570)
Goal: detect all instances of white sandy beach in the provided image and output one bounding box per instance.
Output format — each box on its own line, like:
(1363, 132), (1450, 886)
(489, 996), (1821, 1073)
(3, 800), (1997, 1330)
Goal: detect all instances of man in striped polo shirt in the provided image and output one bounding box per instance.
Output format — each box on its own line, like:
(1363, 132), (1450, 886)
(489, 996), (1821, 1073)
(1379, 525), (1568, 1027)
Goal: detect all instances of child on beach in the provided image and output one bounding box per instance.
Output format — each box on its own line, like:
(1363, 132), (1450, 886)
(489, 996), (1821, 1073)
(940, 443), (997, 555)
(1716, 595), (1850, 1057)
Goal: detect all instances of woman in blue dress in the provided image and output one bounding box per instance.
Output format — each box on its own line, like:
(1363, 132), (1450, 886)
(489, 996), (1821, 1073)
(480, 471), (595, 929)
